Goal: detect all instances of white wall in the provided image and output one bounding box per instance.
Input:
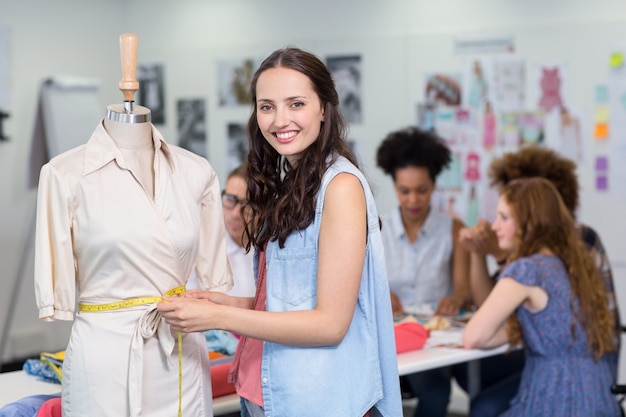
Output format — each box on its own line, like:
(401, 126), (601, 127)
(1, 0), (625, 370)
(0, 0), (128, 361)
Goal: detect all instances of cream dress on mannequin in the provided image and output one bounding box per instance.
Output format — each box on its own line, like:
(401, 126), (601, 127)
(34, 118), (232, 417)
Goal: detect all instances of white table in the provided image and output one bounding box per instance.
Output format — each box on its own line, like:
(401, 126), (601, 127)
(0, 330), (510, 415)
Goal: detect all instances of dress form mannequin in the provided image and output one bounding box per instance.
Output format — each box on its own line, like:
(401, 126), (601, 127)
(103, 33), (155, 198)
(35, 33), (233, 417)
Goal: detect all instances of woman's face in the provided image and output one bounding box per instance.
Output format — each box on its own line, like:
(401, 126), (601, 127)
(255, 66), (325, 166)
(393, 166), (434, 224)
(222, 175), (249, 246)
(492, 196), (518, 252)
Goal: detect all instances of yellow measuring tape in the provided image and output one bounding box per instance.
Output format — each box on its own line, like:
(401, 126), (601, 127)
(79, 286), (186, 417)
(78, 286), (186, 312)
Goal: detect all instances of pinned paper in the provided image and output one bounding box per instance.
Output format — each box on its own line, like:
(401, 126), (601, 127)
(595, 107), (610, 123)
(595, 156), (609, 191)
(595, 85), (609, 103)
(610, 52), (624, 68)
(594, 123), (609, 139)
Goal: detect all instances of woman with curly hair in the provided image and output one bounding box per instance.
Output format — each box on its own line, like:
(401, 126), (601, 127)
(376, 126), (470, 417)
(158, 47), (402, 417)
(463, 177), (620, 416)
(457, 145), (620, 417)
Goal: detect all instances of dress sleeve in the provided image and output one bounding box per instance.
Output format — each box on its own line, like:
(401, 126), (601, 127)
(34, 164), (76, 321)
(194, 163), (233, 292)
(498, 257), (542, 287)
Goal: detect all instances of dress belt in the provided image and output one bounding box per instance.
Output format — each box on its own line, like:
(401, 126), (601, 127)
(78, 286), (186, 417)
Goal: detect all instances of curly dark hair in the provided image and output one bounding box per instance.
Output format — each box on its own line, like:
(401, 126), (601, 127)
(501, 178), (614, 359)
(376, 126), (451, 182)
(244, 47), (358, 249)
(489, 145), (579, 215)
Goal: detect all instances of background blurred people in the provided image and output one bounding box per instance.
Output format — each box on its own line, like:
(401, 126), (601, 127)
(220, 162), (255, 297)
(187, 163), (255, 298)
(457, 145), (620, 417)
(376, 126), (470, 417)
(463, 177), (620, 416)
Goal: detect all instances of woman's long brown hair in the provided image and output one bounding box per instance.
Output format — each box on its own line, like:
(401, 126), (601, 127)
(243, 47), (358, 249)
(501, 178), (614, 359)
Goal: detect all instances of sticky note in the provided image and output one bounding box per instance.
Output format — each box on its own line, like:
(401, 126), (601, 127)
(595, 85), (609, 103)
(595, 107), (610, 123)
(594, 123), (609, 139)
(610, 52), (624, 68)
(595, 156), (608, 171)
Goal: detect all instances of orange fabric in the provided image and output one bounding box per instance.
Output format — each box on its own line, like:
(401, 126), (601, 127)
(394, 321), (429, 353)
(209, 351), (227, 360)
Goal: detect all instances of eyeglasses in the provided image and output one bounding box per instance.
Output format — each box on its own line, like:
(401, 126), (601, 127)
(221, 190), (247, 209)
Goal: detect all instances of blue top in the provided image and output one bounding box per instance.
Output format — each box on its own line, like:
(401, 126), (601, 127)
(381, 207), (453, 308)
(249, 156), (402, 417)
(499, 254), (621, 417)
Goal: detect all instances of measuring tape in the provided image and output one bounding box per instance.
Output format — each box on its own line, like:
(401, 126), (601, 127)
(78, 286), (186, 312)
(79, 286), (186, 417)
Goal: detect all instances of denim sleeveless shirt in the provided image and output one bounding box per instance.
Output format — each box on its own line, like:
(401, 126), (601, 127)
(244, 156), (402, 417)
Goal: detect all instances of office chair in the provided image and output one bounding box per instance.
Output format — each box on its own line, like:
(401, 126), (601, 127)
(610, 325), (626, 417)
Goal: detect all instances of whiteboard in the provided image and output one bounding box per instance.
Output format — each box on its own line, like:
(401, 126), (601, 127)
(27, 77), (102, 187)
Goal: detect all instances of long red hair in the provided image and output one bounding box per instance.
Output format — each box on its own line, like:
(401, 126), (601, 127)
(501, 178), (614, 359)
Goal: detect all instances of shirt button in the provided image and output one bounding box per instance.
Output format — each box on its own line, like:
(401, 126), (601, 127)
(262, 377), (268, 384)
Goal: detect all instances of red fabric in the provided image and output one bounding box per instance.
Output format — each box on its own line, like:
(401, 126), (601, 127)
(36, 397), (62, 417)
(229, 246), (267, 406)
(394, 321), (429, 353)
(211, 362), (237, 398)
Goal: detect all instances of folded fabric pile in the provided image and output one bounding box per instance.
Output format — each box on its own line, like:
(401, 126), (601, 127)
(22, 351), (64, 384)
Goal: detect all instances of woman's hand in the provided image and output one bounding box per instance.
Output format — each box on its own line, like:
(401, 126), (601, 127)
(434, 294), (465, 316)
(157, 296), (220, 333)
(390, 292), (404, 317)
(458, 219), (499, 256)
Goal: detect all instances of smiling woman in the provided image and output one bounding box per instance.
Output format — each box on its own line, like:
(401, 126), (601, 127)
(157, 47), (403, 417)
(254, 65), (325, 165)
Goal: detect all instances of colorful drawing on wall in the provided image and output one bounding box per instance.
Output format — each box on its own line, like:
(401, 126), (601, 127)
(533, 63), (567, 114)
(482, 101), (496, 151)
(465, 59), (490, 112)
(177, 98), (206, 157)
(519, 111), (545, 145)
(326, 55), (362, 124)
(137, 63), (166, 124)
(227, 122), (248, 172)
(466, 185), (480, 227)
(557, 107), (582, 162)
(464, 151), (481, 182)
(595, 156), (608, 191)
(437, 151), (462, 190)
(424, 73), (462, 106)
(492, 58), (525, 112)
(218, 57), (260, 107)
(416, 102), (437, 131)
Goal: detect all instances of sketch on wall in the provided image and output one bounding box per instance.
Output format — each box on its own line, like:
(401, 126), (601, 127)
(227, 122), (248, 172)
(137, 63), (166, 124)
(327, 55), (362, 124)
(177, 98), (207, 158)
(218, 58), (260, 107)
